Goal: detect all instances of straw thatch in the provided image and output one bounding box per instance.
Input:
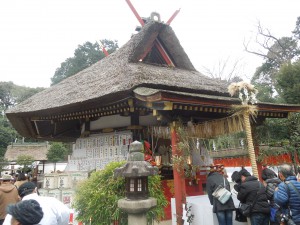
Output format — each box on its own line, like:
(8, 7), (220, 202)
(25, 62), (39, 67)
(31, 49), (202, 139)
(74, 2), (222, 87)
(6, 20), (300, 142)
(5, 143), (49, 161)
(6, 21), (229, 117)
(5, 21), (234, 140)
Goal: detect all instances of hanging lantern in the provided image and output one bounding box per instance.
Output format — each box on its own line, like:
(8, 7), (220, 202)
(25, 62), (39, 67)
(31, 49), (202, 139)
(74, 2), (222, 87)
(155, 155), (162, 167)
(186, 155), (192, 165)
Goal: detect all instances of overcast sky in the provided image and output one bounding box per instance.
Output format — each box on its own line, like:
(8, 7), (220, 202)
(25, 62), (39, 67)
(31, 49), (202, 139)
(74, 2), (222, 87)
(0, 0), (299, 88)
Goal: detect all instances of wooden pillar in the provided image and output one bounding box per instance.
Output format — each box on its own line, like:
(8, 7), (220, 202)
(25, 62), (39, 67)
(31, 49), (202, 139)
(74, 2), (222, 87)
(42, 161), (45, 174)
(171, 123), (186, 225)
(130, 113), (140, 141)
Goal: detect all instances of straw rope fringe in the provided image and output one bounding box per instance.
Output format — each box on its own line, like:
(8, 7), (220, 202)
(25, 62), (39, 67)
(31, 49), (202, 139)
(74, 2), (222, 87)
(151, 105), (257, 139)
(187, 113), (245, 139)
(151, 113), (246, 139)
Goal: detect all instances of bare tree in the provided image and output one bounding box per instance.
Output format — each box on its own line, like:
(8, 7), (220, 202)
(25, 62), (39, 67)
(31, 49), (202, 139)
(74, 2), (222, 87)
(202, 56), (245, 82)
(244, 21), (299, 68)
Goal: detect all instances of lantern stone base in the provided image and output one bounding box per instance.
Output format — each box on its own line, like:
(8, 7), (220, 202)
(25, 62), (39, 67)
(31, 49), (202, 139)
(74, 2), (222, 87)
(118, 198), (157, 225)
(118, 197), (157, 214)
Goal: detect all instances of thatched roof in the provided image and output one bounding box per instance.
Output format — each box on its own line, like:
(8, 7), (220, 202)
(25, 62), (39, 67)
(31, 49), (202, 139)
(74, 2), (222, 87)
(6, 21), (234, 140)
(7, 21), (229, 117)
(5, 143), (49, 161)
(5, 21), (300, 142)
(6, 21), (300, 142)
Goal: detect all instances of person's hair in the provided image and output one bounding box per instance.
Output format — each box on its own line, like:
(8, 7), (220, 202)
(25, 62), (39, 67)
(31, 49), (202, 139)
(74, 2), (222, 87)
(17, 173), (27, 181)
(278, 164), (295, 178)
(239, 168), (251, 177)
(231, 171), (241, 183)
(262, 168), (277, 181)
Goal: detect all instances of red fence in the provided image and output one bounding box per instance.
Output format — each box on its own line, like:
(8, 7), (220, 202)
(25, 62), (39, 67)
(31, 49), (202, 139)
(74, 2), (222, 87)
(213, 153), (295, 167)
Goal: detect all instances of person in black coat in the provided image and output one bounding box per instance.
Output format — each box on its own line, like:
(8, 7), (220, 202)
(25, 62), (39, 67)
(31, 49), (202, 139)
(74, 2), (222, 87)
(237, 170), (270, 225)
(262, 169), (281, 225)
(207, 166), (236, 225)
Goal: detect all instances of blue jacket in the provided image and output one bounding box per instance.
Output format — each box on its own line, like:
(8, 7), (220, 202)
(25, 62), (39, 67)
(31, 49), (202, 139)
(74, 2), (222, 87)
(274, 176), (300, 223)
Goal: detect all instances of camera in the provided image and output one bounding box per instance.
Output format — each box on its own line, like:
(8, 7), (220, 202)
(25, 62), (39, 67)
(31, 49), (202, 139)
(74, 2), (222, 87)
(281, 214), (296, 225)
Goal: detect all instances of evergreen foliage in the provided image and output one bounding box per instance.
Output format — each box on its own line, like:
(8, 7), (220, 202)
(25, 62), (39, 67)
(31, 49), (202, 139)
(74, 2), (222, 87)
(0, 82), (43, 158)
(16, 155), (35, 173)
(51, 40), (118, 85)
(277, 61), (300, 104)
(73, 161), (168, 225)
(47, 142), (68, 172)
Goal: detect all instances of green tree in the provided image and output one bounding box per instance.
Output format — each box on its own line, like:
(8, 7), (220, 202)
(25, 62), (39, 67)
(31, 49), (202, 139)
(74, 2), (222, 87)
(46, 142), (68, 172)
(246, 19), (300, 163)
(0, 157), (8, 174)
(286, 113), (300, 170)
(16, 155), (35, 173)
(255, 118), (289, 144)
(51, 39), (119, 85)
(276, 61), (300, 104)
(73, 161), (167, 225)
(0, 117), (20, 157)
(0, 82), (44, 158)
(245, 21), (300, 102)
(0, 82), (15, 110)
(250, 36), (299, 102)
(0, 82), (44, 111)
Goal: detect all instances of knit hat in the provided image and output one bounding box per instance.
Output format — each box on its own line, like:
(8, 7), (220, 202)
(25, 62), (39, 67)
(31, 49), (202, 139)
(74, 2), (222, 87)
(18, 182), (36, 198)
(7, 199), (43, 225)
(239, 168), (251, 177)
(2, 174), (12, 181)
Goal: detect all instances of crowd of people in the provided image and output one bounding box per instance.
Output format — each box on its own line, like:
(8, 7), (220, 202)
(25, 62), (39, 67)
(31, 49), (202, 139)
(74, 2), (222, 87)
(0, 173), (70, 225)
(206, 164), (300, 225)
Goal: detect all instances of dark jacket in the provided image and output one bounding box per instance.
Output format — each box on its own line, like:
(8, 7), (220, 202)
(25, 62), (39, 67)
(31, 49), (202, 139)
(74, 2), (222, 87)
(237, 176), (270, 215)
(265, 177), (281, 207)
(274, 176), (300, 223)
(206, 172), (235, 213)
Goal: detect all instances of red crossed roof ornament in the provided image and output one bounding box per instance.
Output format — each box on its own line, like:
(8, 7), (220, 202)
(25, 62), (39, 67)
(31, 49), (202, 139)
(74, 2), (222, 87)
(125, 0), (180, 66)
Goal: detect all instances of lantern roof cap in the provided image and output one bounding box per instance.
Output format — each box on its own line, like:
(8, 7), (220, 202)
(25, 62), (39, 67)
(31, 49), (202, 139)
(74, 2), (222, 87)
(114, 141), (158, 177)
(114, 161), (158, 178)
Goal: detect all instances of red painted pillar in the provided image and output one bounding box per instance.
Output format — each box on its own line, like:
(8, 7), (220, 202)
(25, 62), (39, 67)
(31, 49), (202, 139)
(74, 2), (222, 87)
(171, 123), (186, 225)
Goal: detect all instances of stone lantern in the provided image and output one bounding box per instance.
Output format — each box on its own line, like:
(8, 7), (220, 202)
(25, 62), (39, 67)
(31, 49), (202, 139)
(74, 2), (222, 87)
(125, 168), (149, 200)
(114, 141), (158, 225)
